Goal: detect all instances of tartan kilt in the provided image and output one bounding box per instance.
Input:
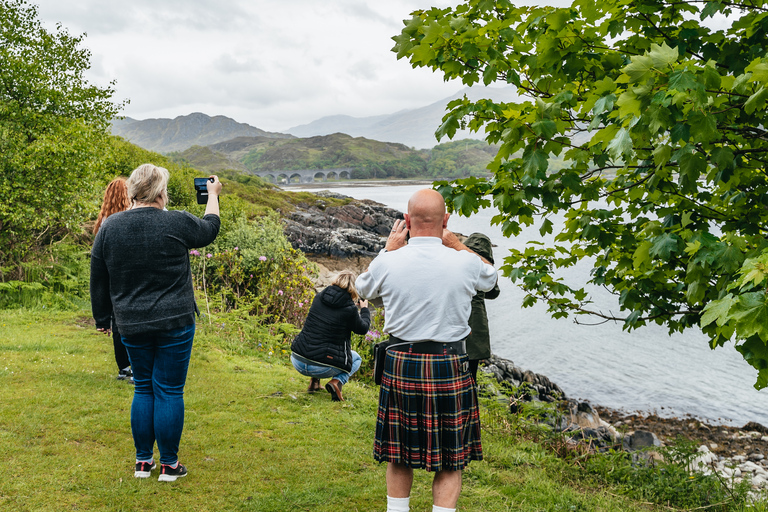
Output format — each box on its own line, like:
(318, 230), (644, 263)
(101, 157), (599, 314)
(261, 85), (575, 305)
(373, 349), (482, 472)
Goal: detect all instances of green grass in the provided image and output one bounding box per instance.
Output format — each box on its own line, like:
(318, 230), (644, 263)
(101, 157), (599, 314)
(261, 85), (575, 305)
(0, 309), (702, 511)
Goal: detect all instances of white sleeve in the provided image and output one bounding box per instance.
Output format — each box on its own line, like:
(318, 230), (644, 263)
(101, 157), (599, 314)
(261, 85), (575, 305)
(355, 267), (380, 300)
(476, 261), (498, 293)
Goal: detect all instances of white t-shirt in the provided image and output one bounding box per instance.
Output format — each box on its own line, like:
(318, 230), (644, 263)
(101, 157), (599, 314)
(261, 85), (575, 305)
(356, 237), (498, 342)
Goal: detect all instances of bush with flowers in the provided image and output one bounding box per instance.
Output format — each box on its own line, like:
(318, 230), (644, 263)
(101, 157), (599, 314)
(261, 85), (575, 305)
(189, 213), (317, 330)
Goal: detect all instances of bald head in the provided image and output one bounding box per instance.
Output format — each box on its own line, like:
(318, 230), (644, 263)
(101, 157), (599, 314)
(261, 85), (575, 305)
(405, 189), (449, 238)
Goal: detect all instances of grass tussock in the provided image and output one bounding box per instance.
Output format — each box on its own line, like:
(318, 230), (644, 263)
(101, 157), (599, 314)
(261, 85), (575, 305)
(0, 308), (759, 512)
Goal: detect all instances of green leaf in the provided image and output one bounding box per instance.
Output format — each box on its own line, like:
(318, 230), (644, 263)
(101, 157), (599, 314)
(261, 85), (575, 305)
(670, 123), (691, 143)
(436, 114), (460, 141)
(668, 70), (698, 91)
(648, 42), (679, 69)
(701, 294), (736, 327)
(531, 119), (557, 139)
(653, 144), (672, 168)
(744, 86), (768, 114)
(678, 152), (706, 190)
(746, 60), (768, 85)
(688, 112), (718, 143)
(592, 94), (616, 116)
(649, 233), (680, 260)
(539, 218), (553, 236)
(729, 292), (768, 339)
(623, 55), (654, 83)
(522, 148), (548, 175)
(735, 337), (768, 389)
(632, 240), (652, 269)
(607, 127), (633, 160)
(701, 1), (721, 19)
(588, 124), (620, 148)
(616, 90), (642, 118)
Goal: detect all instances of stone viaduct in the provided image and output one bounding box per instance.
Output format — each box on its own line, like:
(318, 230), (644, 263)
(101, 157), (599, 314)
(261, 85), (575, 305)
(253, 168), (353, 184)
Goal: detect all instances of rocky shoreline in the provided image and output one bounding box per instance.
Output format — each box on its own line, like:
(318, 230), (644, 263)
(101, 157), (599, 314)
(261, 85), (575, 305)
(481, 354), (768, 497)
(289, 190), (768, 496)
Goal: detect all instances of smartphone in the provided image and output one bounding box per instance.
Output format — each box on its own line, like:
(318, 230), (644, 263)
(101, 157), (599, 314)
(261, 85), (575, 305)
(194, 177), (213, 204)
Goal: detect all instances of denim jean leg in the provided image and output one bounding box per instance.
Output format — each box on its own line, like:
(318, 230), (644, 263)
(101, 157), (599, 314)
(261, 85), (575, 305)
(122, 334), (157, 462)
(152, 324), (195, 466)
(334, 350), (362, 386)
(290, 355), (337, 379)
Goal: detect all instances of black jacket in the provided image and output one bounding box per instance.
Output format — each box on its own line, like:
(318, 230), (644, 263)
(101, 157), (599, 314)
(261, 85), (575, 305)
(291, 285), (371, 372)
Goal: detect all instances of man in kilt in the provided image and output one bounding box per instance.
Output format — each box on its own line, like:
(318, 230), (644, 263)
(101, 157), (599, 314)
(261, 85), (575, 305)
(356, 189), (497, 512)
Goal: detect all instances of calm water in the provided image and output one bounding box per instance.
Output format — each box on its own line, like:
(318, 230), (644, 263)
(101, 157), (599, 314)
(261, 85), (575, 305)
(287, 182), (768, 426)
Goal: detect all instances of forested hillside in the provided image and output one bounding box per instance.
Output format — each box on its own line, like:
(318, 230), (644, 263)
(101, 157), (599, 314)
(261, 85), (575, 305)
(170, 133), (498, 180)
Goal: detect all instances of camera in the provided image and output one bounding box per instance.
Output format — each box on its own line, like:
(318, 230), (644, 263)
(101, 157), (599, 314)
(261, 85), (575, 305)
(194, 177), (214, 204)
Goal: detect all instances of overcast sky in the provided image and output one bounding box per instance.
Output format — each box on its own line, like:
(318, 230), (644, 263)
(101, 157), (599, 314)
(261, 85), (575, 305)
(32, 0), (477, 132)
(31, 0), (733, 134)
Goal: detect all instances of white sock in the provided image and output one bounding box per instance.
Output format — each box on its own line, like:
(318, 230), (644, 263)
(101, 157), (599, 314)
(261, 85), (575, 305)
(432, 506), (455, 512)
(387, 496), (410, 512)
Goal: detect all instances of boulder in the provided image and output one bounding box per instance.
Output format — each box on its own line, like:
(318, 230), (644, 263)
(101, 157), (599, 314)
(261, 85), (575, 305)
(623, 430), (663, 451)
(283, 194), (403, 258)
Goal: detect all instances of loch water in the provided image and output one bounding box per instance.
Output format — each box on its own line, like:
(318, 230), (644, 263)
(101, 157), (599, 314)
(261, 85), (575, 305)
(287, 182), (768, 426)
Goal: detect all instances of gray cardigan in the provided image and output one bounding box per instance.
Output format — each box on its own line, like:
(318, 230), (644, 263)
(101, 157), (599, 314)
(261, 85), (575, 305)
(90, 208), (220, 336)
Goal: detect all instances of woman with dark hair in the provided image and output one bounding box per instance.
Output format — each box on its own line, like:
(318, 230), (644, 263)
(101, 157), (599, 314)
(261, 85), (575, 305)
(93, 177), (133, 383)
(290, 270), (370, 402)
(90, 164), (221, 482)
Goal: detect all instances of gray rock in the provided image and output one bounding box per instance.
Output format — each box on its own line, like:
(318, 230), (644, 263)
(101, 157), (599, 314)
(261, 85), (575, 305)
(623, 430), (662, 451)
(283, 197), (403, 258)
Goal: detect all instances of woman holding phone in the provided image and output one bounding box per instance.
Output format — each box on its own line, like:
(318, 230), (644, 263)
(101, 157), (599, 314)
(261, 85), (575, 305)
(90, 164), (221, 482)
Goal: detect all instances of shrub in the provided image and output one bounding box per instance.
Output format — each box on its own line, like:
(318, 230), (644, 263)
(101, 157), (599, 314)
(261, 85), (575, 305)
(0, 242), (90, 310)
(190, 213), (317, 327)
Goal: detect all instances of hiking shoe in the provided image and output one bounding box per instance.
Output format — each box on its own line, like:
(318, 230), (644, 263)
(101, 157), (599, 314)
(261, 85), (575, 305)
(117, 368), (134, 384)
(158, 462), (187, 482)
(325, 378), (344, 401)
(134, 460), (156, 478)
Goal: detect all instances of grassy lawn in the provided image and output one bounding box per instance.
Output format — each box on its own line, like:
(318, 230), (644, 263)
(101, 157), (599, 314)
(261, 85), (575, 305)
(0, 308), (671, 512)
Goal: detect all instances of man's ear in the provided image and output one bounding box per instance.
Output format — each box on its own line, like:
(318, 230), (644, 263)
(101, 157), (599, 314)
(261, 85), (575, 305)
(404, 214), (411, 230)
(443, 213), (450, 229)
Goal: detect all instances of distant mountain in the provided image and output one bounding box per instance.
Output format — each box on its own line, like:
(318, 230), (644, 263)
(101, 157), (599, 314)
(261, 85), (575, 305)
(110, 113), (293, 154)
(287, 86), (520, 150)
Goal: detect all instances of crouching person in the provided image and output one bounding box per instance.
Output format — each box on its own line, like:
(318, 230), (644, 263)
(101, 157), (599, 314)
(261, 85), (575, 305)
(290, 271), (370, 401)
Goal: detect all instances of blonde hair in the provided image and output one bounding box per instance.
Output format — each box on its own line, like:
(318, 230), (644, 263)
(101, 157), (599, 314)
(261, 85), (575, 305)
(126, 164), (170, 205)
(332, 270), (359, 302)
(94, 177), (131, 234)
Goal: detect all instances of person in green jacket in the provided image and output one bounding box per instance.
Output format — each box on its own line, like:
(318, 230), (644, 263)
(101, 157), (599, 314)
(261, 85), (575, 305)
(463, 233), (501, 382)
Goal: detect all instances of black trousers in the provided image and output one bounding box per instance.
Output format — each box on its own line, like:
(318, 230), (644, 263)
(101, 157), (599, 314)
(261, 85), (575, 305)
(111, 318), (131, 370)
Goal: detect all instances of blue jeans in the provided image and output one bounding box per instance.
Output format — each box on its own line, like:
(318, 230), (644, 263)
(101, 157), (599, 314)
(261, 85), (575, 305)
(122, 324), (195, 465)
(290, 351), (362, 385)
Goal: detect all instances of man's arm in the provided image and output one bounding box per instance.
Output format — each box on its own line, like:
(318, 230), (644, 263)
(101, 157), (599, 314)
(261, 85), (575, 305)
(441, 229), (493, 266)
